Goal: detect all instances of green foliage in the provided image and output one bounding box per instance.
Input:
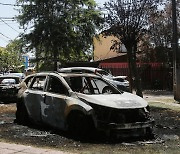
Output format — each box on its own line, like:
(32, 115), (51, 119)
(16, 0), (103, 70)
(148, 6), (172, 48)
(138, 1), (179, 65)
(103, 0), (160, 49)
(0, 40), (23, 72)
(102, 0), (162, 97)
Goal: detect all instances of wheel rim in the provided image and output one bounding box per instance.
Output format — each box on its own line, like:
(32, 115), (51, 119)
(104, 88), (113, 94)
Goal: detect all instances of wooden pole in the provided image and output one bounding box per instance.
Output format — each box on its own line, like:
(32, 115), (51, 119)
(172, 0), (180, 101)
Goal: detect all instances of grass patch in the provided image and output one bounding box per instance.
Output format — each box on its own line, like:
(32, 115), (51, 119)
(148, 101), (180, 111)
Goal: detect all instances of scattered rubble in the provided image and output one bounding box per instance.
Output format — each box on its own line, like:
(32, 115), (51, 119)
(0, 93), (179, 153)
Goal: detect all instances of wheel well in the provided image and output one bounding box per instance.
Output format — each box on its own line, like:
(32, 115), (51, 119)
(67, 110), (93, 122)
(67, 110), (96, 138)
(67, 110), (95, 128)
(102, 86), (112, 93)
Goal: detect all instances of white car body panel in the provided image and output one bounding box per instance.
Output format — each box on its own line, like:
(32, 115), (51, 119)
(76, 92), (147, 109)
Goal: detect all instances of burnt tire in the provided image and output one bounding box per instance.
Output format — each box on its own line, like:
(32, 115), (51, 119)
(15, 101), (30, 125)
(67, 111), (95, 139)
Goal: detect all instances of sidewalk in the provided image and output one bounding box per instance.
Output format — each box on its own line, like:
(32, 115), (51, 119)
(0, 142), (71, 154)
(130, 90), (180, 112)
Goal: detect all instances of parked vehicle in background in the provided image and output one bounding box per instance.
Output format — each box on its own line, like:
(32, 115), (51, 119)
(0, 75), (21, 103)
(16, 72), (154, 139)
(9, 73), (25, 80)
(59, 67), (129, 92)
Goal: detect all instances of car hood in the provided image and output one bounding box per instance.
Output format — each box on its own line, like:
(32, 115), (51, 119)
(76, 92), (148, 109)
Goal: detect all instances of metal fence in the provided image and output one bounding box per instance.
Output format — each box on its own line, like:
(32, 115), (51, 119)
(99, 62), (173, 90)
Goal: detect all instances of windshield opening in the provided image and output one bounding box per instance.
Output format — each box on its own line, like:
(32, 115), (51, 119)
(64, 76), (121, 95)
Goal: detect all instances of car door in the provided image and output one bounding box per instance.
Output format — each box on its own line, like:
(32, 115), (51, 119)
(24, 75), (47, 123)
(41, 75), (69, 130)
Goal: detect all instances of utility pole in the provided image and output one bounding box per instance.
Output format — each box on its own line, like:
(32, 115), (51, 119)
(172, 0), (180, 101)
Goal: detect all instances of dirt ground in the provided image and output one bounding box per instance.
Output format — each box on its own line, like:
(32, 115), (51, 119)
(0, 91), (180, 154)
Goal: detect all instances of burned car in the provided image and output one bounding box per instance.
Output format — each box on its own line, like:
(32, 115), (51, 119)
(16, 72), (154, 138)
(0, 75), (20, 103)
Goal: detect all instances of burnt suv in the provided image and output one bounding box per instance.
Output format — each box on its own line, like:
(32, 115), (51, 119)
(16, 72), (154, 138)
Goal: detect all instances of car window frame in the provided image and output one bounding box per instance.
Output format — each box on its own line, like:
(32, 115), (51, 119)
(24, 75), (35, 88)
(45, 75), (69, 96)
(29, 75), (48, 91)
(64, 75), (122, 94)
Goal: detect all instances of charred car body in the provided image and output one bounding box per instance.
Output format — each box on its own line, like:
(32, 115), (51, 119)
(0, 75), (20, 103)
(16, 72), (154, 138)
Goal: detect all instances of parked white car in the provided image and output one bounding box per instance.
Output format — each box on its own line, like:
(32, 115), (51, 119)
(9, 73), (25, 80)
(16, 72), (154, 139)
(59, 67), (129, 92)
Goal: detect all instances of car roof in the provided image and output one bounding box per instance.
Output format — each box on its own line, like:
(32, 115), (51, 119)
(59, 67), (103, 72)
(24, 72), (101, 78)
(0, 75), (20, 79)
(59, 72), (101, 78)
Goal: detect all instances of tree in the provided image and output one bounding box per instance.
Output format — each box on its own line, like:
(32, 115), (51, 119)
(0, 40), (23, 73)
(102, 0), (161, 97)
(0, 47), (8, 72)
(149, 2), (172, 47)
(17, 0), (102, 71)
(138, 0), (179, 67)
(145, 1), (173, 65)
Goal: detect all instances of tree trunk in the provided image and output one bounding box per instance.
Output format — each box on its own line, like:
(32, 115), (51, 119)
(127, 45), (143, 97)
(53, 50), (58, 71)
(35, 48), (40, 72)
(127, 48), (133, 93)
(132, 49), (143, 97)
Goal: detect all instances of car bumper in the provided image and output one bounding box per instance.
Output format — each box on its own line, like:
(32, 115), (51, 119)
(97, 119), (155, 137)
(109, 120), (154, 129)
(0, 90), (18, 102)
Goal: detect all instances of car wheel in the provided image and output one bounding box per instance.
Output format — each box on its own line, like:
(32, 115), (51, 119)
(15, 100), (30, 125)
(102, 86), (113, 94)
(67, 111), (94, 139)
